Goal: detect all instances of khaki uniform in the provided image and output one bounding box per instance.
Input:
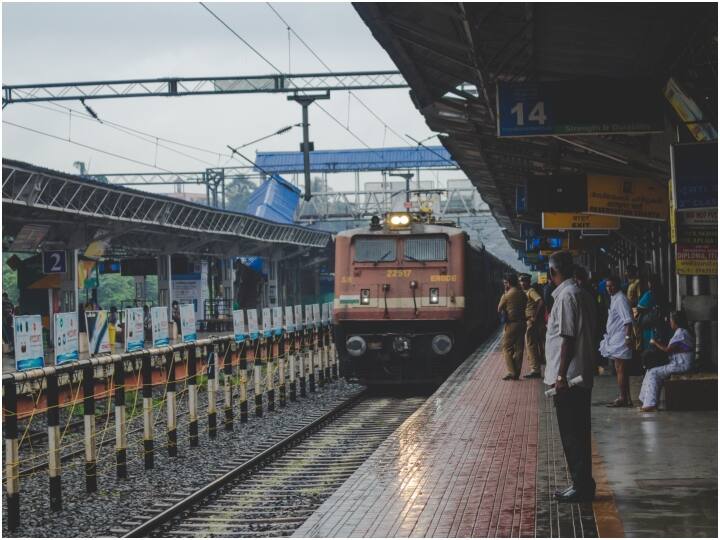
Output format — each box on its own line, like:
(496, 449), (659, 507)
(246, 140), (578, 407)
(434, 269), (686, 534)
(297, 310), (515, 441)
(498, 287), (527, 377)
(524, 287), (545, 373)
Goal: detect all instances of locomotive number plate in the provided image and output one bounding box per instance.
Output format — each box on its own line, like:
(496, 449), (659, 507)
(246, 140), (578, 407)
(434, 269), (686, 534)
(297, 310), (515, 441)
(431, 274), (457, 282)
(386, 269), (412, 278)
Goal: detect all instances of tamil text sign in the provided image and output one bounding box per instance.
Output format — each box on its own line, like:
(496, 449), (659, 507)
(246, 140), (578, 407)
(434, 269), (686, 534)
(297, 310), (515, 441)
(586, 175), (668, 221)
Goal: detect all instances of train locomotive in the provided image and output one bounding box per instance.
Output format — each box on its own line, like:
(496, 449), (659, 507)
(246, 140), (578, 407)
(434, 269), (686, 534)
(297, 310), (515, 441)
(333, 209), (513, 385)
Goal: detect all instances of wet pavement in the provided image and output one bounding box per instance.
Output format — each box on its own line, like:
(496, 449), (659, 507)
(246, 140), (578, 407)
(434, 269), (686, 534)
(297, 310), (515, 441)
(592, 373), (718, 537)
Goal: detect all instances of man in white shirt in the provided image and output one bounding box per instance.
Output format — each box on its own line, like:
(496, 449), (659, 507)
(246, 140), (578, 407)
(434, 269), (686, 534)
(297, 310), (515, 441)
(599, 276), (634, 407)
(544, 251), (597, 503)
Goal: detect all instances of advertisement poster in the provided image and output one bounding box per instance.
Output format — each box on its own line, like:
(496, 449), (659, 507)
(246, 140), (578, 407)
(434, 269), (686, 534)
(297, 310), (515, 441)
(312, 304), (321, 327)
(151, 306), (169, 347)
(54, 312), (79, 365)
(232, 309), (246, 343)
(294, 305), (303, 330)
(180, 303), (196, 343)
(85, 310), (111, 356)
(284, 306), (295, 332)
(14, 314), (44, 371)
(246, 309), (259, 339)
(125, 307), (145, 352)
(272, 307), (283, 336)
(261, 307), (272, 337)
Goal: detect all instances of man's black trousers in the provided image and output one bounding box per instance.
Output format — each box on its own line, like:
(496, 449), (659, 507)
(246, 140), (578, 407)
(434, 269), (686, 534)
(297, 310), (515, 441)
(553, 385), (596, 495)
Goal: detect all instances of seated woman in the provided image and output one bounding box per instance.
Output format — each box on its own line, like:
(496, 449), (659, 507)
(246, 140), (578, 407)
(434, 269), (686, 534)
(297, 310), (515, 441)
(638, 311), (694, 412)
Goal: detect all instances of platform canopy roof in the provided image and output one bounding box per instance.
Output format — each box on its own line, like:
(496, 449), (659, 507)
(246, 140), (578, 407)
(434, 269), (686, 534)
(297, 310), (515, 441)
(2, 159), (330, 258)
(255, 146), (456, 174)
(355, 3), (717, 251)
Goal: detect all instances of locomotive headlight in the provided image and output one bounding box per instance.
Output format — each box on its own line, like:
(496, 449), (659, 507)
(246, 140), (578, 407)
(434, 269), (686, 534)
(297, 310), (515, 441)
(431, 334), (453, 355)
(387, 212), (411, 229)
(429, 288), (440, 304)
(360, 289), (370, 305)
(346, 336), (367, 357)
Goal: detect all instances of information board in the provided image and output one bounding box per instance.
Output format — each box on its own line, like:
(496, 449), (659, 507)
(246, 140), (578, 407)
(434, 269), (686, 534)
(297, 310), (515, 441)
(150, 306), (169, 347)
(497, 80), (664, 137)
(43, 250), (67, 274)
(179, 303), (196, 343)
(54, 312), (79, 365)
(282, 306), (293, 332)
(586, 175), (668, 220)
(125, 307), (145, 352)
(542, 212), (620, 230)
(246, 309), (259, 339)
(272, 307), (283, 336)
(261, 307), (272, 337)
(14, 314), (44, 371)
(294, 305), (303, 330)
(312, 304), (321, 327)
(85, 310), (111, 356)
(232, 309), (246, 343)
(671, 142), (717, 211)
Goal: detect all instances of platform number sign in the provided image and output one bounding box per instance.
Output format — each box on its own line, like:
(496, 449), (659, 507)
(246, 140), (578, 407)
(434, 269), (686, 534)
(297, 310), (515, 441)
(43, 250), (67, 274)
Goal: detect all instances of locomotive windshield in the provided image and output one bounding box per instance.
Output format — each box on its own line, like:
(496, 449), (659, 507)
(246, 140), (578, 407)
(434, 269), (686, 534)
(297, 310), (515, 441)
(404, 236), (447, 261)
(353, 237), (396, 262)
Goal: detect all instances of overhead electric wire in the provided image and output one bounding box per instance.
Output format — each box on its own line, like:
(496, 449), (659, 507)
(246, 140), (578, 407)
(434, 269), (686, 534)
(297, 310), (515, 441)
(265, 2), (413, 147)
(23, 101), (235, 166)
(3, 120), (177, 173)
(199, 1), (380, 153)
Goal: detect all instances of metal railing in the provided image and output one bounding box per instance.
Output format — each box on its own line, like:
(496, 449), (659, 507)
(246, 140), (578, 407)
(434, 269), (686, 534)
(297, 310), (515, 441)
(2, 320), (338, 532)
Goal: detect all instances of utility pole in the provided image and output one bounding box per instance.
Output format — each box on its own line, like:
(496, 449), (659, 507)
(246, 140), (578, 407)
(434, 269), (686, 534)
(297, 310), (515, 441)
(288, 92), (330, 201)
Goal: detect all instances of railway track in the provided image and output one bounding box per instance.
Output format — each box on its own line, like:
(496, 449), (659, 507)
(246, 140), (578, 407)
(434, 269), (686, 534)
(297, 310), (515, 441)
(117, 391), (426, 537)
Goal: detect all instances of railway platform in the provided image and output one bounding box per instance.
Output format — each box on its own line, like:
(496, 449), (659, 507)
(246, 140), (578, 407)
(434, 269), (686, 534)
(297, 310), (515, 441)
(295, 333), (718, 538)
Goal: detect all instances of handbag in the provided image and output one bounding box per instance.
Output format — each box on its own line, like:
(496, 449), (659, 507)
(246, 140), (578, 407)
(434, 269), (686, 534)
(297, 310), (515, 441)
(641, 348), (669, 370)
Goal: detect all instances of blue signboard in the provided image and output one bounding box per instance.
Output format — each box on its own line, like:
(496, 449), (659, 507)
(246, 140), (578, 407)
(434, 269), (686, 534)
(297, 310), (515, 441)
(497, 80), (664, 138)
(671, 142), (717, 211)
(43, 250), (66, 274)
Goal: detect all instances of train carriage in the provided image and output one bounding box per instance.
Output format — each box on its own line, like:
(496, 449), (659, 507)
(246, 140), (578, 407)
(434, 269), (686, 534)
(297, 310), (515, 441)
(334, 211), (513, 385)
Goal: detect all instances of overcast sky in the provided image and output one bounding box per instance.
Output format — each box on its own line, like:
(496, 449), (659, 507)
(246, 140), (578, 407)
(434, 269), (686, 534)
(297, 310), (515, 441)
(2, 1), (524, 269)
(2, 2), (436, 183)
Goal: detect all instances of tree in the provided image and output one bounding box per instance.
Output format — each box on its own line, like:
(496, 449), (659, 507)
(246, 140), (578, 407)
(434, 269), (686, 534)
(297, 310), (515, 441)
(225, 175), (257, 213)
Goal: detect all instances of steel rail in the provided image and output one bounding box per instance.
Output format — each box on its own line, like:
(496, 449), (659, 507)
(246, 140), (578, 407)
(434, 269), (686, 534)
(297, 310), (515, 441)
(121, 389), (368, 538)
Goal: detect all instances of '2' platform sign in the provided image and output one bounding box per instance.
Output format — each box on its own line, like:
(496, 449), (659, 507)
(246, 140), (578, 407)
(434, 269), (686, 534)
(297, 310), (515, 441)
(43, 250), (67, 274)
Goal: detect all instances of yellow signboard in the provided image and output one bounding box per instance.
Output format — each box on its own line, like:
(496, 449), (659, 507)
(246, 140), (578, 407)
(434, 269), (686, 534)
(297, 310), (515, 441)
(586, 175), (668, 221)
(676, 244), (717, 275)
(542, 212), (620, 230)
(669, 179), (677, 243)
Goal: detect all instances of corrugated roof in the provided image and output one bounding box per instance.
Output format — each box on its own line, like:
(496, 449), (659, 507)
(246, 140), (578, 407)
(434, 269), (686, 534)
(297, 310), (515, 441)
(255, 146), (455, 174)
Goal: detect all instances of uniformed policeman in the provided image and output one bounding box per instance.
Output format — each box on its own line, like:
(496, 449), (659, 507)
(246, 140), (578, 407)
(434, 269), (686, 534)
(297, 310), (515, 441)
(497, 273), (527, 380)
(520, 273), (545, 378)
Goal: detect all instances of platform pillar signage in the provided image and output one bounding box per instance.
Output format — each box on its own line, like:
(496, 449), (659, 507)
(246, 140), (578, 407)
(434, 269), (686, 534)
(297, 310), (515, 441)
(179, 303), (196, 343)
(125, 307), (144, 352)
(675, 211), (718, 276)
(586, 175), (668, 221)
(85, 310), (111, 357)
(542, 212), (620, 231)
(53, 311), (79, 365)
(13, 314), (44, 370)
(232, 309), (246, 343)
(150, 306), (169, 347)
(496, 79), (664, 137)
(246, 309), (259, 340)
(43, 250), (67, 274)
(670, 141), (717, 211)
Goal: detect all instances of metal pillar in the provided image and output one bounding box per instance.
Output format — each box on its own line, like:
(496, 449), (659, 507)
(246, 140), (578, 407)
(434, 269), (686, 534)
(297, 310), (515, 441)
(288, 92), (330, 201)
(690, 275), (712, 369)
